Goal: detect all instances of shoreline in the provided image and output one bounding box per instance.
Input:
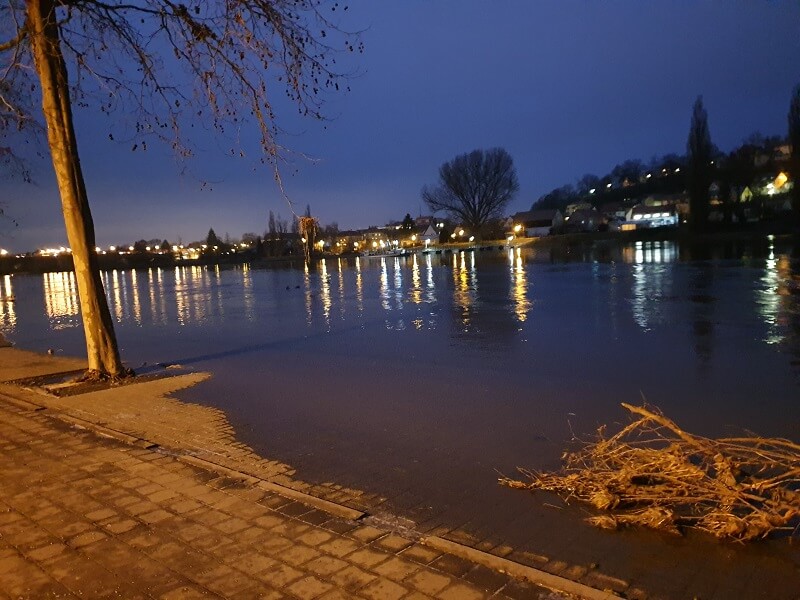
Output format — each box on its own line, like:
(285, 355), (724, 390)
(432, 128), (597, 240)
(0, 345), (614, 599)
(2, 224), (796, 276)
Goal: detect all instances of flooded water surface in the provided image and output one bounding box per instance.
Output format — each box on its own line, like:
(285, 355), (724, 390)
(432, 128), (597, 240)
(2, 237), (799, 596)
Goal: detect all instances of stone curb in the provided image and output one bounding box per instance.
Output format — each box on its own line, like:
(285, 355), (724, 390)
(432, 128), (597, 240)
(422, 535), (619, 600)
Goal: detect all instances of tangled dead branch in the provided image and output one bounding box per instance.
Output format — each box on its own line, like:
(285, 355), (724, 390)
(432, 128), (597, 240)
(500, 404), (800, 541)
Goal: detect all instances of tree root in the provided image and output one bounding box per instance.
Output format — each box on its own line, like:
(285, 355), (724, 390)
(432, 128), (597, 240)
(500, 404), (800, 542)
(76, 367), (135, 384)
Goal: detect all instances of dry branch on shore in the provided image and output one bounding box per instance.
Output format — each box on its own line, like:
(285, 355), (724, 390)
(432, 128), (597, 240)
(500, 403), (800, 541)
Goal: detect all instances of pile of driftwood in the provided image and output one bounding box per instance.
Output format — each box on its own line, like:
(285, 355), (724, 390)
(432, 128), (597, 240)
(500, 404), (800, 541)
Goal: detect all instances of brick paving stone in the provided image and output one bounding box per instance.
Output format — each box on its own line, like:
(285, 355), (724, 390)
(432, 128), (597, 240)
(405, 593), (435, 600)
(347, 547), (390, 569)
(372, 556), (421, 581)
(400, 543), (442, 565)
(373, 533), (414, 553)
(322, 520), (359, 536)
(328, 564), (376, 592)
(140, 509), (174, 524)
(438, 582), (485, 600)
(280, 543), (321, 566)
(102, 518), (139, 534)
(348, 525), (385, 544)
(254, 514), (284, 530)
(159, 585), (212, 599)
(406, 570), (454, 596)
(257, 562), (305, 587)
(67, 530), (107, 549)
(462, 564), (511, 593)
(429, 553), (475, 577)
(213, 516), (250, 534)
(297, 529), (334, 547)
(286, 575), (334, 600)
(25, 542), (69, 563)
(318, 536), (360, 558)
(360, 578), (409, 600)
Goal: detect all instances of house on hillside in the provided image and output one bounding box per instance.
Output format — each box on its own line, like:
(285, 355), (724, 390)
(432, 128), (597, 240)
(510, 210), (564, 237)
(625, 204), (679, 229)
(564, 208), (601, 233)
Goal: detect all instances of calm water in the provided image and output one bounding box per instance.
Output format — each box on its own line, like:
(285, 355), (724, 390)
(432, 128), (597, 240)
(2, 238), (800, 594)
(3, 239), (798, 442)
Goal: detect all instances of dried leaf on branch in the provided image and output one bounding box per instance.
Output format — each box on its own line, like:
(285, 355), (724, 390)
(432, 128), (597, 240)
(500, 403), (800, 541)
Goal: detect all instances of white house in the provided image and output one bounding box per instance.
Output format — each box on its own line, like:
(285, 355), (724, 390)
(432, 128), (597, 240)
(511, 209), (564, 237)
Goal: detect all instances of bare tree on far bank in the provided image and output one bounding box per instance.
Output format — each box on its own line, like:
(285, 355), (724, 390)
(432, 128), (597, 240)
(1, 1), (357, 380)
(686, 96), (715, 232)
(789, 84), (800, 225)
(422, 148), (519, 237)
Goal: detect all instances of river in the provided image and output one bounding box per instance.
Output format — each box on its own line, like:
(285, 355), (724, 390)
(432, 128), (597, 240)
(2, 236), (798, 597)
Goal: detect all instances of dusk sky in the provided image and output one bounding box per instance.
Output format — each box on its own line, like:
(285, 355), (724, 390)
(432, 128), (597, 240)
(2, 1), (800, 252)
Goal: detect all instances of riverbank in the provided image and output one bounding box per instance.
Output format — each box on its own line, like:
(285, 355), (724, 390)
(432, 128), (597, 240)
(2, 221), (796, 276)
(0, 346), (605, 599)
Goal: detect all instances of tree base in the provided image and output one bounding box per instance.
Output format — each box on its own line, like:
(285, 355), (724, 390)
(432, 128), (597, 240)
(77, 367), (135, 384)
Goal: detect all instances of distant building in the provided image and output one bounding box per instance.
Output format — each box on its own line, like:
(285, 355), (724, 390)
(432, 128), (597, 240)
(564, 201), (593, 216)
(599, 202), (627, 221)
(564, 208), (601, 233)
(625, 204), (679, 229)
(511, 209), (564, 237)
(417, 224), (439, 245)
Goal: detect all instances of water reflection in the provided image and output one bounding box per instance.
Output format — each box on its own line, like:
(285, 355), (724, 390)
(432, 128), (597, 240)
(452, 251), (477, 331)
(757, 241), (788, 345)
(689, 265), (716, 370)
(1, 275), (15, 331)
(409, 254), (422, 305)
(628, 241), (675, 332)
(508, 248), (531, 322)
(319, 259), (331, 326)
(241, 264), (255, 322)
(425, 253), (436, 304)
(43, 271), (80, 330)
(0, 240), (797, 378)
(355, 257), (364, 312)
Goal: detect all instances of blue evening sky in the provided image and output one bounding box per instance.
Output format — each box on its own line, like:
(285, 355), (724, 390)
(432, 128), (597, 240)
(2, 1), (799, 251)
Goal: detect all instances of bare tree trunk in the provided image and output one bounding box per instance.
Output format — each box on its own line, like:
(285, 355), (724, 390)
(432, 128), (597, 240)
(27, 0), (125, 379)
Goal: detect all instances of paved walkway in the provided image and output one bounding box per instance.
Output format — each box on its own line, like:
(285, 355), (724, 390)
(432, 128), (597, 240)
(0, 348), (598, 600)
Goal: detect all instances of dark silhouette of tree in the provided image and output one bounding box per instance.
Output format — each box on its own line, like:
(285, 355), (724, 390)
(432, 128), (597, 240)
(610, 159), (644, 187)
(401, 213), (414, 230)
(789, 84), (800, 223)
(206, 228), (221, 248)
(0, 1), (357, 379)
(422, 148), (519, 235)
(686, 96), (715, 231)
(532, 184), (578, 211)
(160, 240), (170, 251)
(576, 174), (600, 196)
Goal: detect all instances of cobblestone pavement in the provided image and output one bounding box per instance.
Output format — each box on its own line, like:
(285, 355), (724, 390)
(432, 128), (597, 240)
(0, 349), (596, 600)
